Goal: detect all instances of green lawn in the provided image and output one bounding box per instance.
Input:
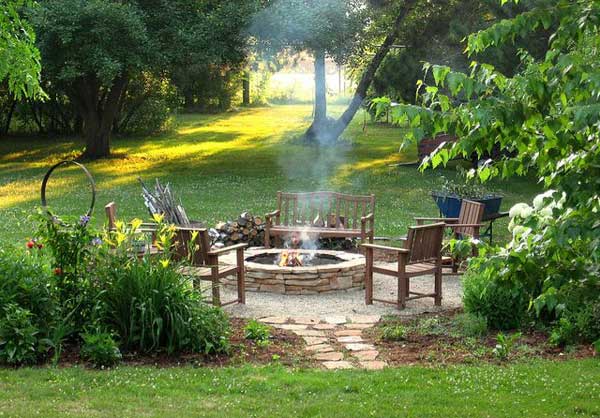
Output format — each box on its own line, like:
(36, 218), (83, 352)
(1, 360), (598, 417)
(0, 105), (541, 243)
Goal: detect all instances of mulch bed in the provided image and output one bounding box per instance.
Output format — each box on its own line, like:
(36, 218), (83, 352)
(362, 310), (596, 366)
(56, 318), (314, 369)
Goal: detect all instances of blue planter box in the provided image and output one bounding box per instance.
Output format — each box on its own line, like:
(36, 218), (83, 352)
(431, 192), (503, 219)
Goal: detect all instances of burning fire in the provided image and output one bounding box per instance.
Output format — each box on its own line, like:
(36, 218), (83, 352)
(278, 249), (303, 267)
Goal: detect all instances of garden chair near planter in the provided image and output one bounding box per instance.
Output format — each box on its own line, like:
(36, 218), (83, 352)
(414, 199), (485, 272)
(174, 227), (247, 307)
(362, 223), (445, 309)
(104, 201), (161, 256)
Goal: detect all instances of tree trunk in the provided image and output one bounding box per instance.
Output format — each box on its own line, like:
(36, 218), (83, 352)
(78, 75), (128, 159)
(306, 49), (328, 141)
(310, 0), (416, 142)
(242, 71), (250, 106)
(2, 97), (16, 135)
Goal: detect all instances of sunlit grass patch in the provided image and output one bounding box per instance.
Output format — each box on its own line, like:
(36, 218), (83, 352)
(0, 105), (541, 243)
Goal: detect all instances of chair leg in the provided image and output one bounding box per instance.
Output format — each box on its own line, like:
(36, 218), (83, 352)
(434, 267), (442, 306)
(264, 228), (271, 248)
(398, 274), (406, 309)
(236, 248), (246, 304)
(365, 247), (373, 305)
(211, 278), (221, 306)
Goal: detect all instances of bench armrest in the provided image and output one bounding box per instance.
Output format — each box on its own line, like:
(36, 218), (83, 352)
(265, 210), (280, 222)
(361, 213), (374, 223)
(361, 243), (409, 254)
(208, 243), (247, 256)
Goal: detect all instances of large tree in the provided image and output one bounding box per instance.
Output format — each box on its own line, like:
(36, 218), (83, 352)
(31, 0), (259, 159)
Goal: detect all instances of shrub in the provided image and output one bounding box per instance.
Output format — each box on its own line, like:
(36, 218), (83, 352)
(462, 270), (529, 330)
(80, 331), (122, 367)
(0, 304), (40, 365)
(453, 313), (488, 338)
(550, 302), (600, 346)
(97, 255), (230, 355)
(0, 245), (56, 330)
(381, 323), (408, 341)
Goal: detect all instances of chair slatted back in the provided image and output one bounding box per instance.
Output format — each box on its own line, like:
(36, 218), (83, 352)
(405, 223), (445, 264)
(455, 200), (485, 237)
(174, 227), (211, 266)
(275, 191), (375, 229)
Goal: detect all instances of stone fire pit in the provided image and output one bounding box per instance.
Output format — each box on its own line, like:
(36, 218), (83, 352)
(221, 248), (365, 294)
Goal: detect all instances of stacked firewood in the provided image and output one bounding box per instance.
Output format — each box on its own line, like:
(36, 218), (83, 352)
(213, 212), (265, 247)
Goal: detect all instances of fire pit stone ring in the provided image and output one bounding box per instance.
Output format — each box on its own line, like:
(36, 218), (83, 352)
(221, 248), (365, 294)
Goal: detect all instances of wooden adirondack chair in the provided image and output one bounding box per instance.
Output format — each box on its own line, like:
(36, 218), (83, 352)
(175, 227), (246, 307)
(362, 223), (445, 309)
(105, 202), (246, 306)
(415, 199), (485, 272)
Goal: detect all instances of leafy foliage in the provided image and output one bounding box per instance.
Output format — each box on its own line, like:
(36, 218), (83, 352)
(0, 304), (40, 365)
(80, 331), (122, 368)
(492, 331), (521, 361)
(462, 262), (529, 330)
(452, 313), (488, 338)
(0, 0), (43, 99)
(380, 323), (407, 341)
(377, 0), (600, 335)
(244, 320), (271, 347)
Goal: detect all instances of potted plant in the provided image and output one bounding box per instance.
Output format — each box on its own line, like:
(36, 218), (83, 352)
(432, 171), (503, 218)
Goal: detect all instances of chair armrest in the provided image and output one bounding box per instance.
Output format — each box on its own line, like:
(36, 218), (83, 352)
(360, 213), (374, 224)
(265, 210), (280, 222)
(208, 243), (248, 256)
(361, 243), (409, 254)
(415, 217), (459, 223)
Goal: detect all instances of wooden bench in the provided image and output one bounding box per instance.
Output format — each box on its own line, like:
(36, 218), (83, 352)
(264, 191), (375, 248)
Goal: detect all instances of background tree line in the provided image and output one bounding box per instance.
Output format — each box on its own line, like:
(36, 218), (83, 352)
(0, 0), (547, 158)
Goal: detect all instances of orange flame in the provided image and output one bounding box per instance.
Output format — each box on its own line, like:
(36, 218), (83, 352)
(279, 250), (303, 267)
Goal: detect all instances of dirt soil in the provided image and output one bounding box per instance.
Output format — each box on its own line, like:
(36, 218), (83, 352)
(362, 310), (596, 366)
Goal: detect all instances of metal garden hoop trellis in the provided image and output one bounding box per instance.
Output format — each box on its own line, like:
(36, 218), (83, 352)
(40, 160), (96, 222)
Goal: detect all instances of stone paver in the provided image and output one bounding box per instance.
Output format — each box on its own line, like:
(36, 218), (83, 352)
(273, 324), (307, 330)
(291, 316), (321, 325)
(352, 350), (379, 361)
(334, 329), (363, 337)
(303, 336), (329, 346)
(322, 361), (354, 370)
(259, 316), (288, 324)
(345, 343), (376, 351)
(345, 323), (372, 330)
(337, 336), (363, 343)
(306, 344), (334, 353)
(293, 329), (326, 337)
(359, 361), (387, 370)
(347, 315), (380, 324)
(313, 323), (337, 330)
(258, 315), (384, 370)
(314, 352), (344, 361)
(323, 315), (347, 325)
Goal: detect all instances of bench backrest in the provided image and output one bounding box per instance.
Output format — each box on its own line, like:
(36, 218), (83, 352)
(274, 191), (375, 229)
(405, 223), (445, 264)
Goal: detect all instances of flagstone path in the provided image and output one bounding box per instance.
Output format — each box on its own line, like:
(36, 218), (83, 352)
(259, 314), (386, 370)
